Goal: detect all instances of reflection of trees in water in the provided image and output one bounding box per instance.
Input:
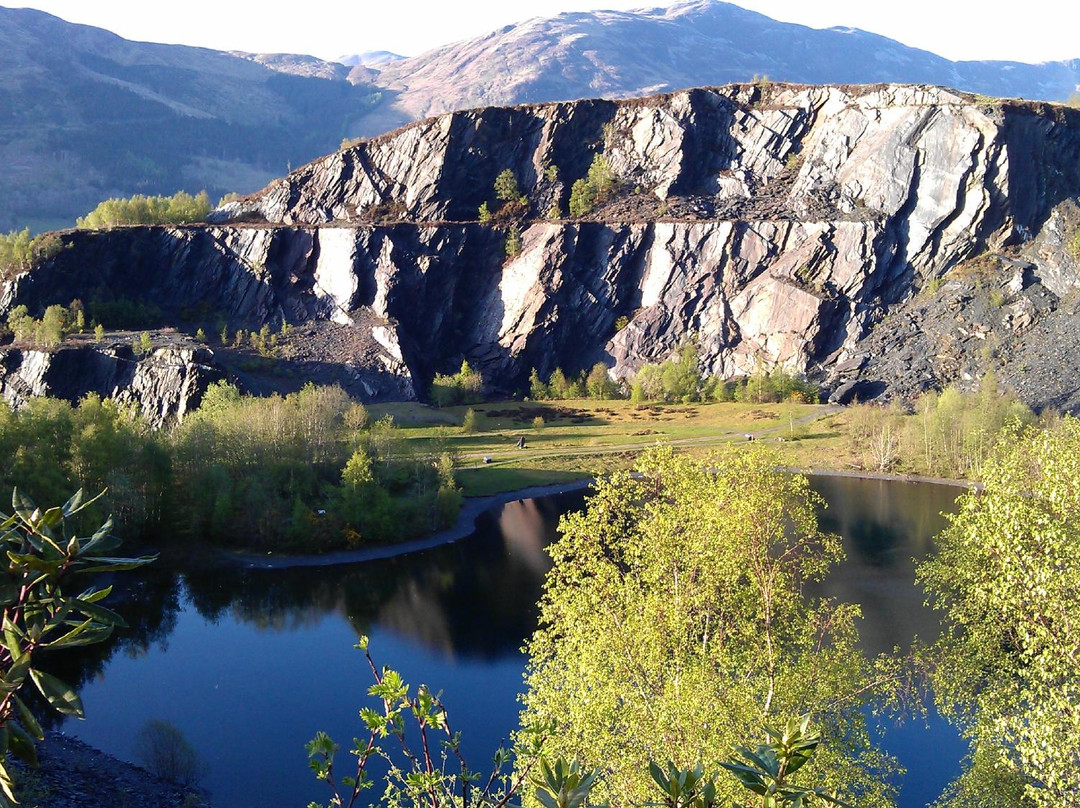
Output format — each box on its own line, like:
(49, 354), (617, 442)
(808, 476), (963, 656)
(34, 567), (183, 729)
(178, 492), (586, 659)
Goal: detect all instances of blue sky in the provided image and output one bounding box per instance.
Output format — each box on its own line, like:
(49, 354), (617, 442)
(11, 0), (1080, 64)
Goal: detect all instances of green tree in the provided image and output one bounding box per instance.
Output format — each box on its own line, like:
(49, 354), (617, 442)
(918, 418), (1080, 808)
(76, 191), (211, 228)
(585, 363), (617, 400)
(0, 229), (65, 281)
(529, 368), (548, 400)
(494, 169), (522, 203)
(0, 488), (154, 806)
(519, 446), (897, 808)
(568, 179), (597, 218)
(505, 225), (523, 258)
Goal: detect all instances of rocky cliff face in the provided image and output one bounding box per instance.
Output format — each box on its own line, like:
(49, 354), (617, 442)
(0, 343), (225, 427)
(6, 84), (1080, 412)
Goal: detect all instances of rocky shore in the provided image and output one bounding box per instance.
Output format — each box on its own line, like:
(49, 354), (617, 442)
(15, 731), (209, 808)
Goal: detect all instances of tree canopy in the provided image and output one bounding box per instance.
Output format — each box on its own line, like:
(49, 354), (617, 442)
(76, 190), (211, 229)
(519, 446), (899, 808)
(919, 417), (1080, 807)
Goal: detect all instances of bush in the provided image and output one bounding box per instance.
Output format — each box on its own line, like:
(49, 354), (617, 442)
(429, 361), (484, 407)
(76, 191), (211, 229)
(461, 408), (478, 433)
(6, 303), (79, 348)
(134, 719), (207, 786)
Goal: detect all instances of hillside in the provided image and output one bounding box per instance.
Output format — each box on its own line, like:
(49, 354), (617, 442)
(369, 0), (1080, 125)
(2, 1), (1079, 232)
(0, 6), (380, 231)
(4, 84), (1080, 423)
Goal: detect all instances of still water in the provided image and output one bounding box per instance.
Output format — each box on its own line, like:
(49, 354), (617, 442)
(56, 476), (966, 808)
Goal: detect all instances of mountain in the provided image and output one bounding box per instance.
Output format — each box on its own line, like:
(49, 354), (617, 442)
(339, 51), (406, 68)
(5, 84), (1080, 421)
(2, 1), (1078, 234)
(370, 0), (1080, 125)
(0, 6), (382, 232)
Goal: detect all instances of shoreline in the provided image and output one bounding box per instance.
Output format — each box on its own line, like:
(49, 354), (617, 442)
(225, 477), (596, 569)
(222, 466), (973, 570)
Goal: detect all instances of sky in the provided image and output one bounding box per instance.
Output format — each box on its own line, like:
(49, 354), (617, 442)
(9, 0), (1080, 64)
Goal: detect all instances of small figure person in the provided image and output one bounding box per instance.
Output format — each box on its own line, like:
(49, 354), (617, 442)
(517, 435), (527, 449)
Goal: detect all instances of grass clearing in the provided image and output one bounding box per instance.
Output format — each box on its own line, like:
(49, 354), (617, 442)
(369, 399), (852, 497)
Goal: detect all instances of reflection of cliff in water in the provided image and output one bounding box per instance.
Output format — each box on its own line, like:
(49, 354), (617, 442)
(808, 476), (962, 656)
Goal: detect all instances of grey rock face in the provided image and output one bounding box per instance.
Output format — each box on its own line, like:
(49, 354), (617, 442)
(0, 343), (226, 427)
(7, 84), (1080, 411)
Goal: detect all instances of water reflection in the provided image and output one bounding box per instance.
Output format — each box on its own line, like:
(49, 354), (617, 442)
(53, 480), (961, 808)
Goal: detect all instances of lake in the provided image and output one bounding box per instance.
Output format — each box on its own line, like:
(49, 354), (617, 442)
(53, 475), (968, 808)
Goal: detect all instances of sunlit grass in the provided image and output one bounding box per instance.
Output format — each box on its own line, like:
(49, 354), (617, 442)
(366, 399), (850, 497)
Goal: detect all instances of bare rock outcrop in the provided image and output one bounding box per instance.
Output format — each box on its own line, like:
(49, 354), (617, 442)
(0, 343), (226, 427)
(6, 84), (1080, 411)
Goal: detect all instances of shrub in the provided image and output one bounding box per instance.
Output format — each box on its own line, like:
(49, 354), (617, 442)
(568, 154), (618, 217)
(461, 408), (478, 434)
(0, 488), (154, 806)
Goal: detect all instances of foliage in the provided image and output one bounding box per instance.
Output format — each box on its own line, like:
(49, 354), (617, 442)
(0, 230), (65, 281)
(430, 361), (484, 407)
(0, 396), (169, 535)
(918, 418), (1080, 808)
(0, 488), (155, 806)
(307, 636), (546, 808)
(461, 408), (478, 434)
(719, 716), (853, 808)
(478, 202), (492, 222)
(134, 719), (208, 786)
(173, 383), (463, 550)
(505, 225), (523, 259)
(6, 304), (81, 348)
(584, 363), (617, 400)
(529, 368), (548, 400)
(568, 155), (617, 217)
(87, 298), (164, 330)
(494, 170), (522, 204)
(846, 373), (1033, 479)
(1067, 225), (1080, 262)
(519, 446), (899, 807)
(76, 191), (211, 229)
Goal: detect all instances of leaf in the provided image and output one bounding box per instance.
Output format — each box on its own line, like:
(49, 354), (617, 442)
(7, 721), (38, 767)
(68, 595), (125, 628)
(42, 617), (114, 649)
(61, 489), (85, 517)
(13, 694), (43, 740)
(72, 555), (157, 574)
(28, 668), (84, 716)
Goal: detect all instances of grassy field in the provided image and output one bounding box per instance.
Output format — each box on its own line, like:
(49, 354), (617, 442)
(367, 399), (860, 496)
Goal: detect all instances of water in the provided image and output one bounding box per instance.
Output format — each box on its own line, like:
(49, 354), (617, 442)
(53, 478), (966, 808)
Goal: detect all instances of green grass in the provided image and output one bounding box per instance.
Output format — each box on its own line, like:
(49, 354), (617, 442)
(367, 398), (850, 497)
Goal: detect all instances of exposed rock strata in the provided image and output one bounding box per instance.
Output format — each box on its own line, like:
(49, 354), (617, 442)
(0, 343), (226, 427)
(5, 84), (1080, 411)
